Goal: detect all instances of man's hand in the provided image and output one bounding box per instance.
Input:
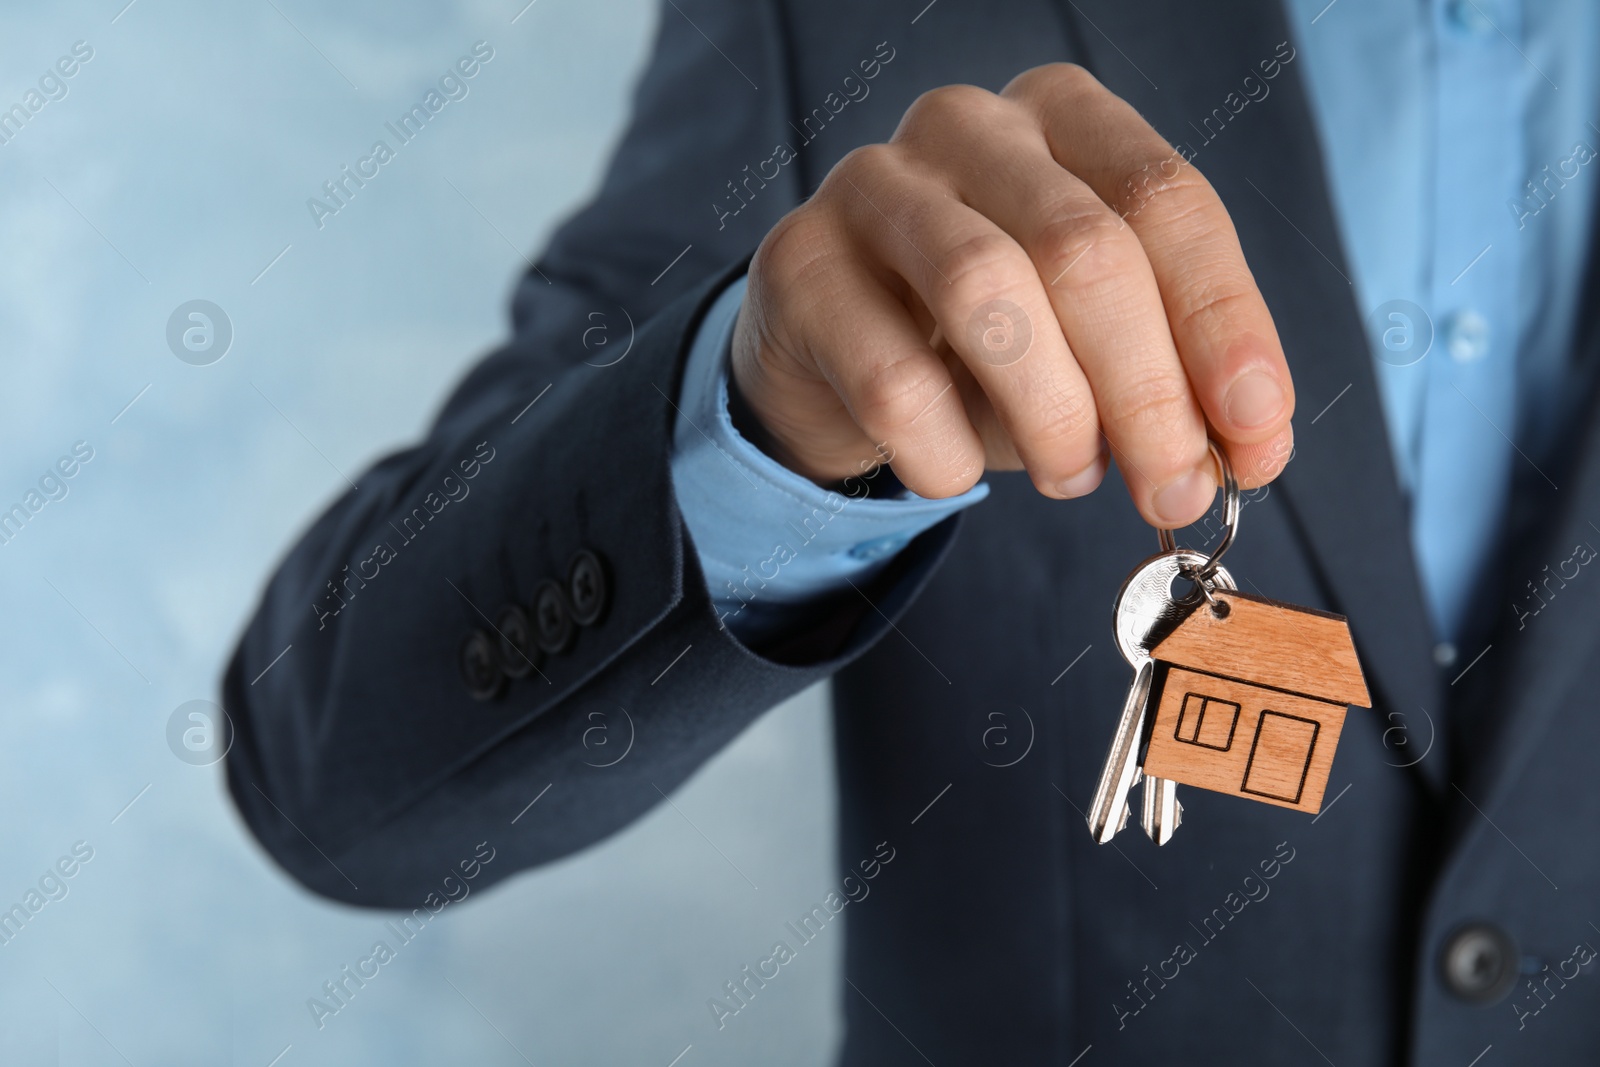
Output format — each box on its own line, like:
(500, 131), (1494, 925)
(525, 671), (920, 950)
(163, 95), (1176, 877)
(730, 64), (1294, 528)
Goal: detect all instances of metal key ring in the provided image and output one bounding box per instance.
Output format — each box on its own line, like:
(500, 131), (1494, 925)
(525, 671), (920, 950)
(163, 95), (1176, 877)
(1156, 440), (1239, 590)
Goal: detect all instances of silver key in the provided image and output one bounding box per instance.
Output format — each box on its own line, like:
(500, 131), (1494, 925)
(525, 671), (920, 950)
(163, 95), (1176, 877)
(1087, 550), (1236, 845)
(1087, 658), (1154, 843)
(1141, 775), (1182, 845)
(1111, 550), (1236, 666)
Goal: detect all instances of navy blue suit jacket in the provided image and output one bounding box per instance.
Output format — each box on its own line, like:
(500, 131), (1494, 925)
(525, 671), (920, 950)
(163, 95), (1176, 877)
(225, 1), (1600, 1061)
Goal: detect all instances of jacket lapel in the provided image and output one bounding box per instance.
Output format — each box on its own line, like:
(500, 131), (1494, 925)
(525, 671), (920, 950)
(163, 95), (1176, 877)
(1056, 0), (1447, 789)
(1451, 218), (1600, 811)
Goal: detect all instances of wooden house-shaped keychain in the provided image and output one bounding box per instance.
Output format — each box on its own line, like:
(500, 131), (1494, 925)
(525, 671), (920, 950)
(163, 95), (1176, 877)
(1140, 588), (1371, 813)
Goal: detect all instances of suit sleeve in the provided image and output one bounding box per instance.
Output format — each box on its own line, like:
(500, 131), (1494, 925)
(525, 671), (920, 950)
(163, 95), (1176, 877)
(221, 0), (965, 908)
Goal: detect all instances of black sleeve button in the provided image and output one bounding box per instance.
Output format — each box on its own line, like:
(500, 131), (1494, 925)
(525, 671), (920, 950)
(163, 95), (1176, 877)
(494, 605), (541, 679)
(1440, 922), (1518, 1004)
(567, 549), (609, 627)
(459, 629), (506, 701)
(533, 579), (575, 654)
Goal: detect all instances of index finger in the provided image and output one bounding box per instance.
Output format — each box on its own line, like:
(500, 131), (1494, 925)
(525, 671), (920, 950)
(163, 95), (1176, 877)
(1004, 65), (1295, 488)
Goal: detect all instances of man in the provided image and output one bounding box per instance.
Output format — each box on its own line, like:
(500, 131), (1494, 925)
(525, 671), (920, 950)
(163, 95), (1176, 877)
(225, 0), (1600, 1061)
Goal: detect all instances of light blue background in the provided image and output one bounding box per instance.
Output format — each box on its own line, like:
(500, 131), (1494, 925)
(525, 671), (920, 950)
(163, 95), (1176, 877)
(0, 2), (839, 1064)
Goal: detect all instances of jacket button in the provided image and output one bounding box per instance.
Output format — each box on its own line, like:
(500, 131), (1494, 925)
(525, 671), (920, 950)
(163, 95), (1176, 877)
(495, 605), (541, 679)
(459, 629), (505, 701)
(533, 579), (574, 653)
(567, 549), (609, 626)
(1440, 922), (1518, 1004)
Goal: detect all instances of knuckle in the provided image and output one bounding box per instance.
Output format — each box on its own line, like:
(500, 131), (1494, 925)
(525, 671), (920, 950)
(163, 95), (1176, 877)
(824, 144), (904, 208)
(937, 231), (1025, 309)
(903, 83), (1001, 131)
(754, 209), (834, 290)
(1051, 62), (1101, 91)
(1111, 161), (1215, 226)
(1006, 62), (1100, 103)
(1172, 281), (1258, 340)
(854, 357), (943, 436)
(824, 144), (915, 221)
(1035, 208), (1140, 287)
(1023, 387), (1099, 460)
(1103, 371), (1195, 441)
(833, 142), (898, 185)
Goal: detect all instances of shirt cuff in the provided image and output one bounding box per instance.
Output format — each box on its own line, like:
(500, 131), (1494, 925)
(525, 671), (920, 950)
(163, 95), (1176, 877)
(669, 275), (989, 645)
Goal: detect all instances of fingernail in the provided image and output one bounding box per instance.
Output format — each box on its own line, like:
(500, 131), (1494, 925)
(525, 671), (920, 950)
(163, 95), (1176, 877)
(1153, 467), (1213, 526)
(1224, 371), (1286, 430)
(1057, 455), (1107, 498)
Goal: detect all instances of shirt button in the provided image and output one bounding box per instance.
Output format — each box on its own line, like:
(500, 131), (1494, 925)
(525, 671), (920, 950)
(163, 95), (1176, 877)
(1433, 642), (1458, 667)
(1444, 0), (1496, 37)
(1442, 309), (1489, 363)
(848, 534), (911, 562)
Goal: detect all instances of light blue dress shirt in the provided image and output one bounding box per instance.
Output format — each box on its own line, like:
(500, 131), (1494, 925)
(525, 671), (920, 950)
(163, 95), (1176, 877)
(1285, 0), (1597, 651)
(672, 0), (1597, 650)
